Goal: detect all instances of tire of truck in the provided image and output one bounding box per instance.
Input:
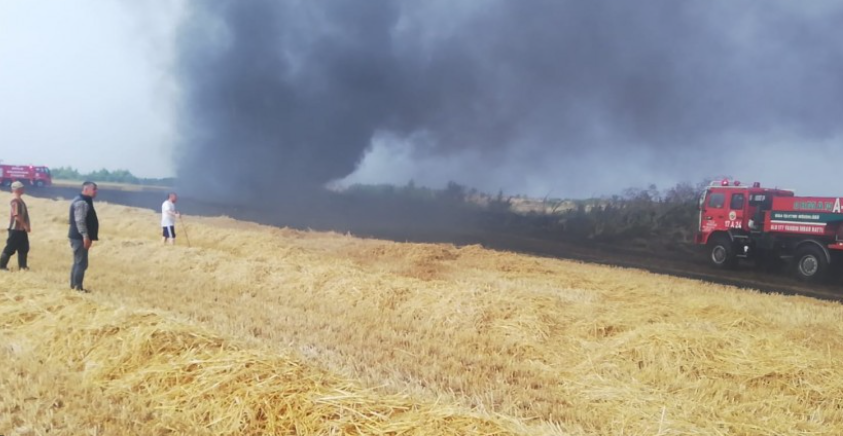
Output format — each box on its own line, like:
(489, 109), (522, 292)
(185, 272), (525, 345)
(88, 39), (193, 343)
(34, 180), (45, 187)
(793, 245), (829, 282)
(708, 235), (737, 269)
(0, 179), (10, 187)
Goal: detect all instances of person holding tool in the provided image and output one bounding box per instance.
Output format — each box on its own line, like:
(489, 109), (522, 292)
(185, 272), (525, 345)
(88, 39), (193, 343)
(161, 192), (181, 245)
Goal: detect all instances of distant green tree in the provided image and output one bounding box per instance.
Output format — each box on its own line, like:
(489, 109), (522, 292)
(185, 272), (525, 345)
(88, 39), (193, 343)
(51, 166), (83, 180)
(107, 169), (140, 184)
(50, 166), (171, 186)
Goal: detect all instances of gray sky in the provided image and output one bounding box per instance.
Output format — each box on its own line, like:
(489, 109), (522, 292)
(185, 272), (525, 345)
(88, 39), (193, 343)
(2, 1), (843, 198)
(0, 0), (181, 178)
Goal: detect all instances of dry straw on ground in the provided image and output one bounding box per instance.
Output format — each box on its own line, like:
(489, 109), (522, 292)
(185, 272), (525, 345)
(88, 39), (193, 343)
(1, 285), (527, 435)
(2, 196), (843, 435)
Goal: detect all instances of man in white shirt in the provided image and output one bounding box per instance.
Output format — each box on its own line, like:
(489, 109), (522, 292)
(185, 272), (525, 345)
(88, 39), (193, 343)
(161, 192), (181, 245)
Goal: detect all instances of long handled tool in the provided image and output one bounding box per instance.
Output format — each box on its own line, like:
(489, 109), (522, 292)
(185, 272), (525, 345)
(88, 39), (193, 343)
(179, 215), (191, 247)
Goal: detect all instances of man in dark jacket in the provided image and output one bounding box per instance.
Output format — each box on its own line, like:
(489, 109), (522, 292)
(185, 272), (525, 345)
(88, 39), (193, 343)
(1, 181), (31, 271)
(69, 181), (98, 292)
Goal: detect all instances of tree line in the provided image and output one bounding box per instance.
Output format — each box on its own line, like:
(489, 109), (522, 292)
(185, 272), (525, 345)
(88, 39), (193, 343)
(51, 167), (175, 186)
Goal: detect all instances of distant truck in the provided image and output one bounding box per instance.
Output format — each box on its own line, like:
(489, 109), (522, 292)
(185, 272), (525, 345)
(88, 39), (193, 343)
(695, 179), (843, 282)
(0, 163), (53, 187)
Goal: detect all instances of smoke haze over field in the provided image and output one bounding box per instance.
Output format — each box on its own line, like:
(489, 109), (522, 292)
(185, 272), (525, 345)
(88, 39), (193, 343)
(175, 0), (843, 200)
(0, 0), (181, 178)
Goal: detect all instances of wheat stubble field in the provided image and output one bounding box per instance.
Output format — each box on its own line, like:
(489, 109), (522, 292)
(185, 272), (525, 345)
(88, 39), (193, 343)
(2, 197), (843, 435)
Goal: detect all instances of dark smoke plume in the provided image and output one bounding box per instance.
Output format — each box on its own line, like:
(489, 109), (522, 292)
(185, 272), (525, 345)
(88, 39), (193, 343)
(175, 0), (843, 200)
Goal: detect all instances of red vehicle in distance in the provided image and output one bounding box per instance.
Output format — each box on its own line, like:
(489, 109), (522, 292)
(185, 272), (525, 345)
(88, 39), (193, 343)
(0, 163), (53, 187)
(696, 179), (843, 282)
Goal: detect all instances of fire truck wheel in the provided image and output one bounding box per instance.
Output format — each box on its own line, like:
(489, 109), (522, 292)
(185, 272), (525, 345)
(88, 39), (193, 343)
(794, 245), (828, 282)
(34, 180), (44, 187)
(1, 180), (10, 187)
(708, 235), (737, 269)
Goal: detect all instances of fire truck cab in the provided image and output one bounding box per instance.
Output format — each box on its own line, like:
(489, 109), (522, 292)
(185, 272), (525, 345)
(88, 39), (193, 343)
(696, 179), (843, 282)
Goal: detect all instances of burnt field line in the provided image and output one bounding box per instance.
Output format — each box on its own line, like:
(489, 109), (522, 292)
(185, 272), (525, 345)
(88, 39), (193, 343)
(30, 185), (843, 303)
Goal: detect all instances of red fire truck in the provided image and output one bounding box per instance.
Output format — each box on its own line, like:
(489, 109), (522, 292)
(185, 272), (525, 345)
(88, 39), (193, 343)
(0, 164), (53, 187)
(696, 179), (843, 282)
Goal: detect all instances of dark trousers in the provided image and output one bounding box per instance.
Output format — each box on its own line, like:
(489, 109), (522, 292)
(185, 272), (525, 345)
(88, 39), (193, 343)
(2, 230), (28, 256)
(70, 238), (89, 289)
(1, 230), (29, 269)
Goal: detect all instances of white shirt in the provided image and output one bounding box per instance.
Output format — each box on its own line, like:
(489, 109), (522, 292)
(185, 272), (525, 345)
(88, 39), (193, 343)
(161, 200), (177, 227)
